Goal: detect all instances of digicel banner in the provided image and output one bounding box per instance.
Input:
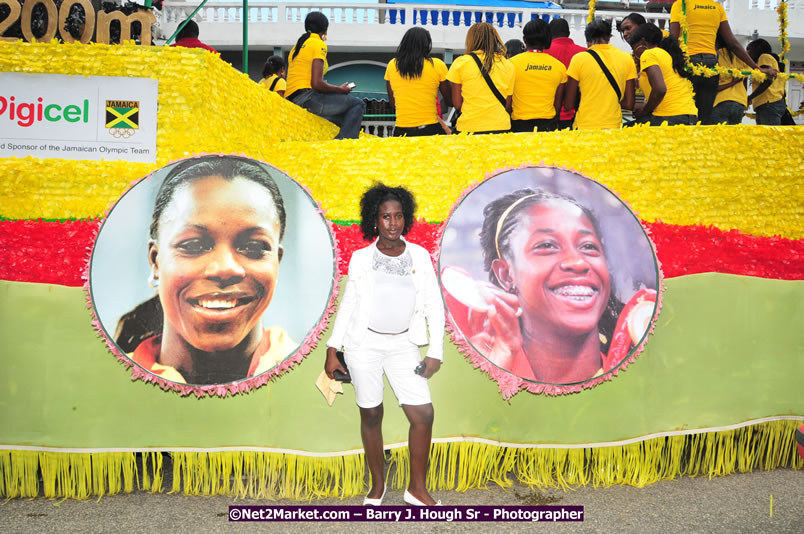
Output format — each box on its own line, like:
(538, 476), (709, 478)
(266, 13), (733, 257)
(0, 73), (157, 163)
(0, 96), (90, 127)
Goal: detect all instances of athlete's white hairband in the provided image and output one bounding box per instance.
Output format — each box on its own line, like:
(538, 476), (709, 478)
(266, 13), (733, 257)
(494, 193), (540, 260)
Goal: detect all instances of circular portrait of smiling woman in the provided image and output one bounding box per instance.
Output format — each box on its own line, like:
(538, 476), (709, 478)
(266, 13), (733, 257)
(88, 155), (337, 395)
(439, 166), (661, 396)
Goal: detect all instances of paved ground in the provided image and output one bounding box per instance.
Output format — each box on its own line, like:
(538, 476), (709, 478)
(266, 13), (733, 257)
(2, 467), (802, 534)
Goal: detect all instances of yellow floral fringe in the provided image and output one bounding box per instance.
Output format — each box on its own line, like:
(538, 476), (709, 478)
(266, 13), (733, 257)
(2, 421), (801, 500)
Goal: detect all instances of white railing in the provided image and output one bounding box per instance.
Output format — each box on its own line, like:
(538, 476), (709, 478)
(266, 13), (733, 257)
(160, 2), (671, 50)
(362, 121), (395, 137)
(162, 2), (589, 28)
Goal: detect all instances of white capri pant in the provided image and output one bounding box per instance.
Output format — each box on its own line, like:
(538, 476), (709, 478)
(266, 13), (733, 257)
(344, 330), (432, 409)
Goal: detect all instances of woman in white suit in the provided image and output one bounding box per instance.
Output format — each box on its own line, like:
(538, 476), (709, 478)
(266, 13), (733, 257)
(326, 183), (444, 507)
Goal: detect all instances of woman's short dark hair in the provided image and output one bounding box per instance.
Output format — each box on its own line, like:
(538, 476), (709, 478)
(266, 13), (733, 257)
(478, 188), (622, 352)
(150, 155), (287, 242)
(522, 19), (551, 50)
(291, 12), (329, 61)
(262, 55), (286, 79)
(176, 19), (199, 40)
(747, 38), (773, 58)
(504, 39), (525, 58)
(616, 13), (646, 34)
(359, 183), (416, 241)
(585, 19), (612, 43)
(395, 27), (434, 79)
(549, 18), (570, 39)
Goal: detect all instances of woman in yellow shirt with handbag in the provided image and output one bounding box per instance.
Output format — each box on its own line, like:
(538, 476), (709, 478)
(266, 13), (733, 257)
(446, 22), (515, 134)
(628, 23), (697, 125)
(564, 20), (636, 130)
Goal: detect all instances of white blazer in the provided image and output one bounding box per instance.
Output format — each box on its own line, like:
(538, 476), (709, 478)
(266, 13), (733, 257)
(327, 238), (445, 361)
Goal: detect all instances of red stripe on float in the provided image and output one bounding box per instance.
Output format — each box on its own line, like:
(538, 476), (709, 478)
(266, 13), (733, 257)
(1, 219), (802, 287)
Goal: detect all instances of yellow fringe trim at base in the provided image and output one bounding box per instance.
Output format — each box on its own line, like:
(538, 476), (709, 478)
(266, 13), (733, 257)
(1, 421), (801, 500)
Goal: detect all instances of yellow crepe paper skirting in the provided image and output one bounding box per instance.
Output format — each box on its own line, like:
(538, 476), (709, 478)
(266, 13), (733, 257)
(2, 421), (801, 499)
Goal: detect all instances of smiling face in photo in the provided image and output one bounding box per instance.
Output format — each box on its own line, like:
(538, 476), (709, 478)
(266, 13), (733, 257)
(149, 175), (282, 353)
(502, 199), (611, 337)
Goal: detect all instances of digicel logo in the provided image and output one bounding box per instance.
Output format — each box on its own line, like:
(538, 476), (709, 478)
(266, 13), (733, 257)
(0, 96), (90, 127)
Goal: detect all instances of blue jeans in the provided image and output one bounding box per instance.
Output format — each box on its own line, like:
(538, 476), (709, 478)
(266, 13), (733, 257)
(689, 53), (719, 125)
(755, 98), (786, 126)
(292, 90), (366, 139)
(711, 101), (746, 125)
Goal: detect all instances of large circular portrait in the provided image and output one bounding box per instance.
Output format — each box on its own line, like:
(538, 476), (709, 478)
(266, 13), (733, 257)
(438, 166), (661, 396)
(88, 155), (338, 396)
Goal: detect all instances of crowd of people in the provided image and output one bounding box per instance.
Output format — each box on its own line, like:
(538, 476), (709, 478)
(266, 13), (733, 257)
(193, 5), (791, 138)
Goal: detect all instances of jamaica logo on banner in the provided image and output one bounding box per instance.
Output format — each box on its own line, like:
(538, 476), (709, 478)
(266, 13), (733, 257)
(106, 100), (139, 139)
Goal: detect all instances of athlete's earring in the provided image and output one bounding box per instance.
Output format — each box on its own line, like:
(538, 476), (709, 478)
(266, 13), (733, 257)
(148, 272), (159, 288)
(599, 332), (608, 344)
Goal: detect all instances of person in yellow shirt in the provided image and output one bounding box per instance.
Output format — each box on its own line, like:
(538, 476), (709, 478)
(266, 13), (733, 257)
(617, 13), (669, 74)
(385, 27), (452, 137)
(747, 39), (787, 125)
(285, 12), (365, 139)
(711, 36), (749, 125)
(509, 19), (567, 133)
(446, 22), (515, 134)
(564, 20), (636, 130)
(669, 0), (768, 125)
(629, 23), (697, 125)
(259, 56), (286, 98)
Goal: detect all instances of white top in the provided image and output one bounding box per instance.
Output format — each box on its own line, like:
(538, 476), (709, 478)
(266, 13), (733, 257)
(368, 248), (416, 334)
(327, 237), (445, 360)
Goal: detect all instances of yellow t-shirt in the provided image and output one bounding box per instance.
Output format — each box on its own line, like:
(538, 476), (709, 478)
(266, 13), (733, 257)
(566, 44), (637, 130)
(509, 51), (567, 120)
(385, 58), (448, 127)
(714, 48), (748, 107)
(639, 47), (697, 117)
(752, 53), (786, 108)
(670, 0), (727, 56)
(260, 74), (287, 94)
(446, 51), (515, 132)
(285, 33), (328, 98)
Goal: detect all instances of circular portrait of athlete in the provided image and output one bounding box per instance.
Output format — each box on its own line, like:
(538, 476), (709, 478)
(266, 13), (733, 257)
(88, 155), (336, 393)
(439, 166), (660, 392)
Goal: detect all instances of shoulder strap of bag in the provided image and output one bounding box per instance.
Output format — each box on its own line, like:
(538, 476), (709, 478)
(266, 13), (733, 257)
(469, 53), (507, 109)
(269, 77), (280, 91)
(586, 49), (622, 102)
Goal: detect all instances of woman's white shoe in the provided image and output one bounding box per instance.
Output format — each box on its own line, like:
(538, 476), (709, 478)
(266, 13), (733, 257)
(363, 485), (386, 506)
(403, 489), (441, 506)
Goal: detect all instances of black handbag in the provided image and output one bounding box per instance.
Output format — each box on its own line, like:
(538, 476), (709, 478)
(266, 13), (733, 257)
(781, 107), (795, 125)
(333, 350), (351, 383)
